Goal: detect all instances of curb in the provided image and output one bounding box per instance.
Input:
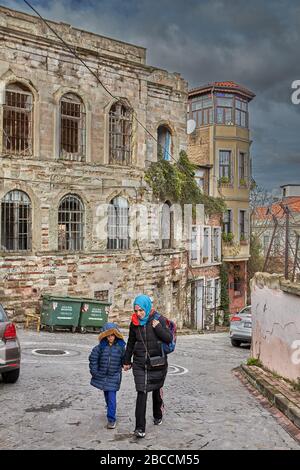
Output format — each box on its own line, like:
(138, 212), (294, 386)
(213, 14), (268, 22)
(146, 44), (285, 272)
(240, 364), (300, 430)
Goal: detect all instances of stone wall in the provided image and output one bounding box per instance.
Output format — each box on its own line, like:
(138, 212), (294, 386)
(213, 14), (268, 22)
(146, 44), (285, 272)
(0, 249), (188, 328)
(0, 6), (190, 327)
(187, 127), (211, 166)
(251, 272), (300, 381)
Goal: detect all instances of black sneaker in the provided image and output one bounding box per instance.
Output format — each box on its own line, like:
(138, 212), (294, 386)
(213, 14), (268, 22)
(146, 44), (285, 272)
(134, 428), (146, 438)
(153, 418), (162, 426)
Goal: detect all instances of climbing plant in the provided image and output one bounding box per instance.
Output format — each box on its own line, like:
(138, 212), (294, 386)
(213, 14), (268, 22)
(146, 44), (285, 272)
(144, 150), (226, 215)
(220, 263), (230, 324)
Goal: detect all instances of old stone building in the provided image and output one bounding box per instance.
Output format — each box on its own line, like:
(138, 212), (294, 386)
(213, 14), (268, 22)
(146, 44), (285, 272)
(0, 6), (192, 327)
(187, 81), (255, 315)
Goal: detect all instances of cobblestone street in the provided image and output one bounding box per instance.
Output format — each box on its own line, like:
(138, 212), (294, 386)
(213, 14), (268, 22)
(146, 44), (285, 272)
(1, 329), (299, 450)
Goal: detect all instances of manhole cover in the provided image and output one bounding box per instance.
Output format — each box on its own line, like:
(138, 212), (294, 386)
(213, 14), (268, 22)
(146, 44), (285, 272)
(32, 349), (69, 356)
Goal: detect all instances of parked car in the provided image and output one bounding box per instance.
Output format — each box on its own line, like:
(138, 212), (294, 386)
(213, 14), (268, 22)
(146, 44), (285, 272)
(0, 304), (21, 383)
(229, 305), (252, 347)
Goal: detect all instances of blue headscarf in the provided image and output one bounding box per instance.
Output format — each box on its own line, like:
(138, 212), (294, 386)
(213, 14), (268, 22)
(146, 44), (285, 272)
(133, 294), (153, 326)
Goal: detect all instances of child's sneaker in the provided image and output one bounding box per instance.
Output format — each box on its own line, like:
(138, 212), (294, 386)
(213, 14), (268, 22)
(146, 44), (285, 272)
(134, 428), (145, 438)
(107, 421), (116, 429)
(153, 418), (162, 425)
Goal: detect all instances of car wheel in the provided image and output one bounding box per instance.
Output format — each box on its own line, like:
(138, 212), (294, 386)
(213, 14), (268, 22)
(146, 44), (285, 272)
(1, 368), (20, 384)
(231, 339), (241, 347)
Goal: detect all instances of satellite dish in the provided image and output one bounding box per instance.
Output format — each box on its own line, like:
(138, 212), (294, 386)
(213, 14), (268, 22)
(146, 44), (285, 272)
(187, 119), (196, 134)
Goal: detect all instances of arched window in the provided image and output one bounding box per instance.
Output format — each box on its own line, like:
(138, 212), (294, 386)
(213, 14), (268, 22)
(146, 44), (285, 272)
(157, 125), (172, 161)
(107, 196), (129, 250)
(1, 190), (32, 251)
(60, 93), (86, 161)
(58, 194), (84, 251)
(3, 83), (33, 155)
(161, 201), (173, 249)
(109, 102), (132, 165)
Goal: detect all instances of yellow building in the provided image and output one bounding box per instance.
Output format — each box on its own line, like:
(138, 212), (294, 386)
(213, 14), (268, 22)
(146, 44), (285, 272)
(187, 81), (255, 314)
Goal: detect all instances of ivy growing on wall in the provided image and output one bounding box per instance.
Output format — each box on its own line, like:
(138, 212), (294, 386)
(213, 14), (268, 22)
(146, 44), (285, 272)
(220, 263), (230, 321)
(144, 151), (226, 215)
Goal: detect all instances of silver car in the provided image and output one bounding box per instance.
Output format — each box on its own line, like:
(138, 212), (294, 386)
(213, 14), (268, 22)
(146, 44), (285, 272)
(229, 305), (252, 347)
(0, 304), (21, 383)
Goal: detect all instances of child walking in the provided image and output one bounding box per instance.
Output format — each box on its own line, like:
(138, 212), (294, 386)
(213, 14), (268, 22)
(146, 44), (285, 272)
(89, 322), (126, 429)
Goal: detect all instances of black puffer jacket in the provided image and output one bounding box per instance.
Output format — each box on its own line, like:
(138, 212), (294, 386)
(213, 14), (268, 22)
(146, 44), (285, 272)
(124, 313), (172, 392)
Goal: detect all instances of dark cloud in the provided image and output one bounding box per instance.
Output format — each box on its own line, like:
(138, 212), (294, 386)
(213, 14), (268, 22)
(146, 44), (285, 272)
(3, 0), (300, 190)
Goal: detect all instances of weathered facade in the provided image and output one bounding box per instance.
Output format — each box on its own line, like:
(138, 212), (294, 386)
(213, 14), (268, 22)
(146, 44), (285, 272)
(0, 6), (191, 327)
(188, 212), (222, 330)
(251, 272), (300, 382)
(187, 81), (255, 314)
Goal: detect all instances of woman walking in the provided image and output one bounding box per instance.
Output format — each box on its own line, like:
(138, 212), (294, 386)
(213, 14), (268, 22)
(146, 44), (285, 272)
(123, 294), (172, 438)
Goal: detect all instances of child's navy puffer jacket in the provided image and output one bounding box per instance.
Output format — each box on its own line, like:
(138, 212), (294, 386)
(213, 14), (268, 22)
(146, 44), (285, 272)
(89, 322), (126, 392)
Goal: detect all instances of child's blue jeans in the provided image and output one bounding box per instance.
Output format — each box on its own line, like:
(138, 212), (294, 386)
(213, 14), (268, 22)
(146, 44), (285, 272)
(104, 391), (117, 423)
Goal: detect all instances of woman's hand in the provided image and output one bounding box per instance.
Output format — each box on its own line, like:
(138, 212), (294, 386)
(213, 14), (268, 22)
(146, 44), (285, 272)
(152, 319), (160, 328)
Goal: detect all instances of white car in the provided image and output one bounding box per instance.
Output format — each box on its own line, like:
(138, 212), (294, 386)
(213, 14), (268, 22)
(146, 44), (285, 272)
(229, 305), (252, 347)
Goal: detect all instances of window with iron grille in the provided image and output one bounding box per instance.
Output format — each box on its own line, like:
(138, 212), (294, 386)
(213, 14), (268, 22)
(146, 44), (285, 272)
(109, 102), (132, 165)
(107, 197), (129, 250)
(58, 194), (84, 251)
(1, 190), (32, 251)
(3, 83), (33, 155)
(60, 93), (86, 161)
(94, 290), (109, 301)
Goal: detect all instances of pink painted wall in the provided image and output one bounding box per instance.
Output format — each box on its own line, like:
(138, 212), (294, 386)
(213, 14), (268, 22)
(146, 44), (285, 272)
(251, 274), (300, 382)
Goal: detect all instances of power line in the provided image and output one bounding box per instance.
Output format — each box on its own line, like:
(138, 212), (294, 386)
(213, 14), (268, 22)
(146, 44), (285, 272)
(23, 0), (195, 180)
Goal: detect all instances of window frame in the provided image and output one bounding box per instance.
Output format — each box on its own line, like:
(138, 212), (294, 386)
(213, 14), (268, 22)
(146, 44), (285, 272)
(59, 93), (86, 161)
(157, 125), (172, 161)
(219, 150), (232, 183)
(109, 101), (132, 166)
(58, 194), (85, 252)
(3, 83), (33, 156)
(0, 190), (32, 252)
(223, 209), (232, 235)
(107, 196), (130, 250)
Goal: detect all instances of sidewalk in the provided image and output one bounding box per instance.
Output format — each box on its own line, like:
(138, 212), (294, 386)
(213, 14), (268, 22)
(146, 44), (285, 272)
(239, 364), (300, 431)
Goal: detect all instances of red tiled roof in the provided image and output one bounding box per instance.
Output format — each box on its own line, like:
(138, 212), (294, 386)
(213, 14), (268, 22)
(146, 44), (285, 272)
(254, 197), (300, 221)
(213, 81), (240, 87)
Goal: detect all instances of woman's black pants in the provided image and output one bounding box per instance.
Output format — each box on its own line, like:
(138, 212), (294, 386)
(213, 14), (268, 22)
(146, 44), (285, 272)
(135, 389), (163, 432)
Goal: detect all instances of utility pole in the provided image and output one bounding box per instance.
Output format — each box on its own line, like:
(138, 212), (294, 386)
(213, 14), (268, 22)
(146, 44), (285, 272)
(284, 204), (290, 280)
(292, 233), (300, 282)
(263, 210), (278, 272)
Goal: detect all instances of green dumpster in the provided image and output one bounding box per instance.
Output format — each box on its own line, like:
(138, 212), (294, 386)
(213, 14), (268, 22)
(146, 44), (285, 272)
(78, 299), (110, 333)
(40, 295), (82, 333)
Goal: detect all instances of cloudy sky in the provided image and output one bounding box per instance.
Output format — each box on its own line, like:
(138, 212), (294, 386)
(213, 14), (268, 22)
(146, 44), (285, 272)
(3, 0), (300, 193)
